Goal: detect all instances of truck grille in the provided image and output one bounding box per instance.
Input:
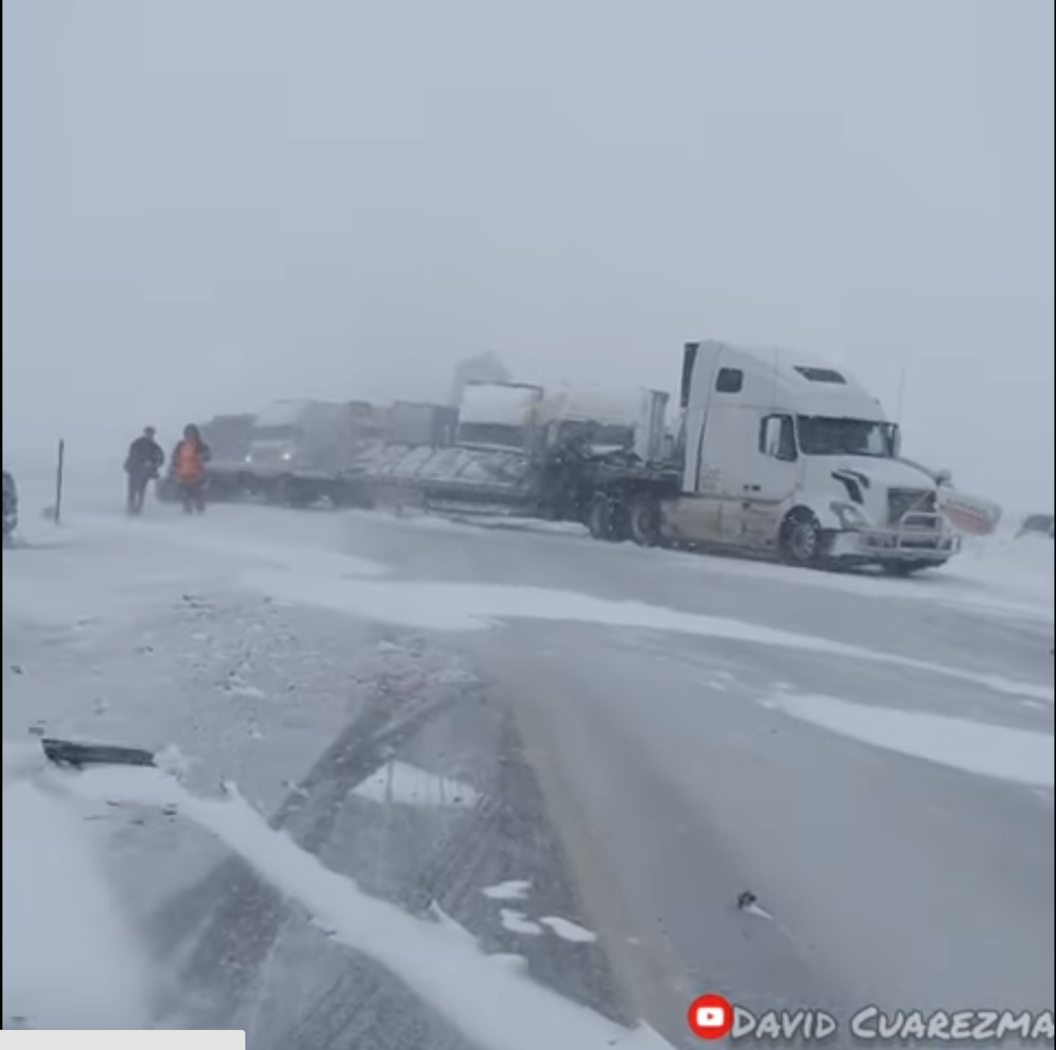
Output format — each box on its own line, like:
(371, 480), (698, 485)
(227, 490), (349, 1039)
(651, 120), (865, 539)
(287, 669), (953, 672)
(888, 488), (938, 529)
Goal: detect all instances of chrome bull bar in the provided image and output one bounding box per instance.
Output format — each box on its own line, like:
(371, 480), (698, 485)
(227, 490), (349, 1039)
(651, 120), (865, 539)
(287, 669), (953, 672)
(853, 511), (961, 557)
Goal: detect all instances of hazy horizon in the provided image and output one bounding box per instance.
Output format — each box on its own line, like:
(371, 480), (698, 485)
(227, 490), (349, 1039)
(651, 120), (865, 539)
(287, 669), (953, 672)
(4, 0), (1053, 510)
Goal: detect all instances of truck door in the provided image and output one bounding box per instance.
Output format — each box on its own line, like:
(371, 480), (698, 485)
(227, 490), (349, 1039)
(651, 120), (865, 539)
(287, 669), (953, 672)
(722, 413), (798, 547)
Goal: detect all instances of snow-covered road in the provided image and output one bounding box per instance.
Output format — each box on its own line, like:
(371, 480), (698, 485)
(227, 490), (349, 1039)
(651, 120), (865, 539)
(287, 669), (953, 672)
(3, 490), (1053, 1048)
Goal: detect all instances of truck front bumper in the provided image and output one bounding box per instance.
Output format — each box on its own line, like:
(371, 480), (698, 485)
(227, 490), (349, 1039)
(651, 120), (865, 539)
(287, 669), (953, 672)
(830, 513), (962, 564)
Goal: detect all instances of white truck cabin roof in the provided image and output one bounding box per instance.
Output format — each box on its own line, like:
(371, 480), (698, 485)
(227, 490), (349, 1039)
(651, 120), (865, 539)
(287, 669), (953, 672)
(685, 340), (887, 421)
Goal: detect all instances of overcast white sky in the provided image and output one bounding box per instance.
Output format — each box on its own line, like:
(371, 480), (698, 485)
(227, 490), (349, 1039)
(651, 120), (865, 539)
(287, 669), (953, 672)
(3, 0), (1053, 507)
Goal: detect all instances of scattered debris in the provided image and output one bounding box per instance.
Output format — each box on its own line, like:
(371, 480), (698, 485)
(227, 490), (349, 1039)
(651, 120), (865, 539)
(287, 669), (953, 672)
(482, 880), (533, 902)
(540, 917), (598, 944)
(736, 891), (773, 921)
(500, 910), (545, 937)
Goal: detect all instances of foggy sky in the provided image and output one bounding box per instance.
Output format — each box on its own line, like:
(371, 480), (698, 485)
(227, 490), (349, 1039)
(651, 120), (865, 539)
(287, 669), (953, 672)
(3, 0), (1053, 508)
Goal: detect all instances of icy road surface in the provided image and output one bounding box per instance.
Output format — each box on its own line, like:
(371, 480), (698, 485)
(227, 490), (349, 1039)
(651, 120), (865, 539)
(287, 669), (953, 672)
(3, 489), (1053, 1048)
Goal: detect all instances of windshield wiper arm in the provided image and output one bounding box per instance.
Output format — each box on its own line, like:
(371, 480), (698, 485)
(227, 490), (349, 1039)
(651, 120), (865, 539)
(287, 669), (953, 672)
(41, 737), (156, 770)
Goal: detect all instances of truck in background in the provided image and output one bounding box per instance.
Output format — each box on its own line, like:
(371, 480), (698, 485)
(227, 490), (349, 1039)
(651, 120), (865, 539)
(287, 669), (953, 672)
(584, 340), (963, 575)
(243, 401), (352, 474)
(158, 400), (371, 509)
(219, 399), (384, 507)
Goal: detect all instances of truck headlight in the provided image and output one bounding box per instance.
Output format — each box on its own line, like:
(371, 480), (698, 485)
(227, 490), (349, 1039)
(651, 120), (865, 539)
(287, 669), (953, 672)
(830, 500), (869, 529)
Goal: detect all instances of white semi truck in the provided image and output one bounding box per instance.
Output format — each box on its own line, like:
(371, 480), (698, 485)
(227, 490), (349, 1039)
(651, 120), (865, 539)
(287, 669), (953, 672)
(587, 340), (963, 574)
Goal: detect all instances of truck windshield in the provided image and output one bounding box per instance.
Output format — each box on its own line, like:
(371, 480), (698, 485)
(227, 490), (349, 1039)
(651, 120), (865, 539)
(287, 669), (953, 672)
(796, 416), (898, 457)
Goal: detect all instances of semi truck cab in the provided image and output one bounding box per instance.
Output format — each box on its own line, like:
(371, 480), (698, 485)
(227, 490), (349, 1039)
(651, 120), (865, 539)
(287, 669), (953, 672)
(244, 400), (356, 476)
(663, 340), (961, 572)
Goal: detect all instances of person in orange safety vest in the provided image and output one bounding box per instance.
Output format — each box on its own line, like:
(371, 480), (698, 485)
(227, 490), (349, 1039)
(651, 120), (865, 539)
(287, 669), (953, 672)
(170, 424), (211, 514)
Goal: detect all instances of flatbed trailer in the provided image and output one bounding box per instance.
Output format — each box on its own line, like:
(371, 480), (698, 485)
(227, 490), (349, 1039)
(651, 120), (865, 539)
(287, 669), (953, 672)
(192, 432), (678, 534)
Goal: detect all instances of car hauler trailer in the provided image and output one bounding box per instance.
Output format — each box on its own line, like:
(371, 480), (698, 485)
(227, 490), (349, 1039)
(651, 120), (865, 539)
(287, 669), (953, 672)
(584, 340), (963, 574)
(340, 382), (545, 515)
(338, 381), (672, 523)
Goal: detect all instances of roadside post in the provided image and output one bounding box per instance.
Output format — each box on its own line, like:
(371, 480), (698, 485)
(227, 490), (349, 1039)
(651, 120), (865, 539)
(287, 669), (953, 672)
(54, 438), (66, 525)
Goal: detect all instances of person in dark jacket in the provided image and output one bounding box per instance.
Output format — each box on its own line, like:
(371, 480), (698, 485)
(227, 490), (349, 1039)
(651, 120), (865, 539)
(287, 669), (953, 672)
(124, 427), (165, 515)
(171, 424), (211, 514)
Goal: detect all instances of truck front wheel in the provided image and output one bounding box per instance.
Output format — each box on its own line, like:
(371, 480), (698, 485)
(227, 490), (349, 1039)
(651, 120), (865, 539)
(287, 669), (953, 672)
(779, 509), (825, 567)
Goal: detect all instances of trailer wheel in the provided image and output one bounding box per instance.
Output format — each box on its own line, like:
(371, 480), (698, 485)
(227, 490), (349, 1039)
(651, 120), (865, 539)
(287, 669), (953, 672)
(779, 509), (824, 567)
(587, 494), (615, 541)
(627, 495), (661, 547)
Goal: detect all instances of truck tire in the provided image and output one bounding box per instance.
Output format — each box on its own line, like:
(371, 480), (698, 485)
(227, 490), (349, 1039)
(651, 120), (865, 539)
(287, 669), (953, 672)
(276, 477), (315, 509)
(587, 494), (616, 541)
(626, 494), (661, 547)
(779, 509), (825, 567)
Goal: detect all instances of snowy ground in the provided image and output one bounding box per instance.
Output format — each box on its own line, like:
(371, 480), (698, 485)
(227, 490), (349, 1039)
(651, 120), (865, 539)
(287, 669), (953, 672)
(3, 479), (1053, 1048)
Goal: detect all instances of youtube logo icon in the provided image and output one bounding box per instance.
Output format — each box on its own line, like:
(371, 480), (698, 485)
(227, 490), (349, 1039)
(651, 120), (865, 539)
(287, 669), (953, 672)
(688, 994), (735, 1041)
